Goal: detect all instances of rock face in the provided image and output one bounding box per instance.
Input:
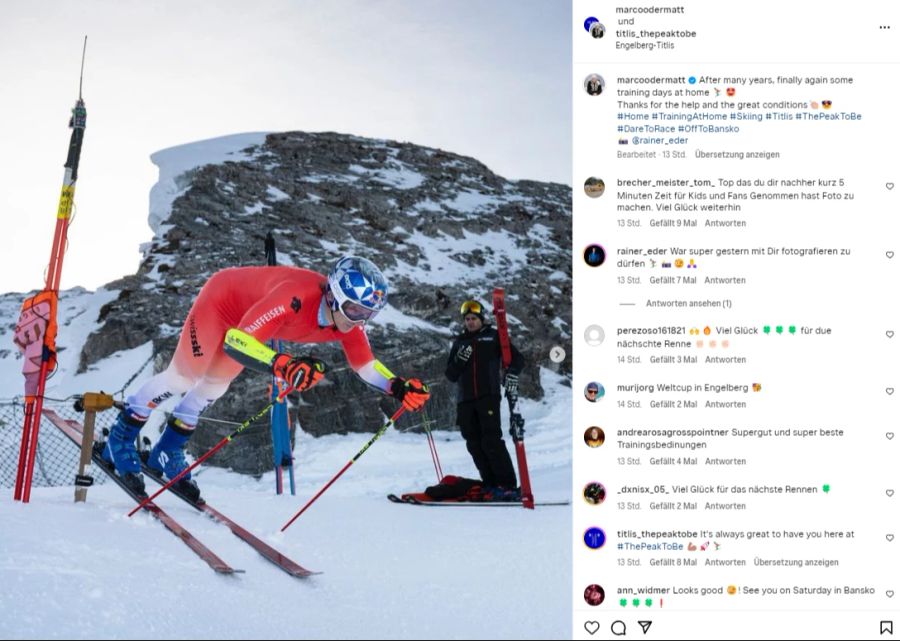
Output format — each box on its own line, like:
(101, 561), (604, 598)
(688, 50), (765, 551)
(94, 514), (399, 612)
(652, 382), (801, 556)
(80, 131), (571, 474)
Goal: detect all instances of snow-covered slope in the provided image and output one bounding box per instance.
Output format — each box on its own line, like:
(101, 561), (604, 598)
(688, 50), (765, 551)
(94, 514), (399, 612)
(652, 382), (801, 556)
(0, 365), (572, 639)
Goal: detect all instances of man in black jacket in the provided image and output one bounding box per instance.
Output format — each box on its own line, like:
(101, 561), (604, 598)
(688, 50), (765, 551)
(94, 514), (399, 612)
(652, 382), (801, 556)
(445, 299), (525, 494)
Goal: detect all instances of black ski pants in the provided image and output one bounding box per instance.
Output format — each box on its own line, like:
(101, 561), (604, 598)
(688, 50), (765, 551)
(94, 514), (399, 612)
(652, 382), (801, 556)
(457, 396), (517, 488)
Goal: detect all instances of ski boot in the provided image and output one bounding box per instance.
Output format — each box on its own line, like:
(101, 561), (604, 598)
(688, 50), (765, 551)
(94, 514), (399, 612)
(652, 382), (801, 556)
(484, 486), (522, 502)
(102, 409), (147, 497)
(146, 417), (203, 504)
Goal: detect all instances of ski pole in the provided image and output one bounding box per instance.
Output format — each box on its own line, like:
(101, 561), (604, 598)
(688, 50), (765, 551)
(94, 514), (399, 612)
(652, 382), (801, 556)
(127, 389), (293, 517)
(280, 407), (405, 532)
(421, 410), (443, 481)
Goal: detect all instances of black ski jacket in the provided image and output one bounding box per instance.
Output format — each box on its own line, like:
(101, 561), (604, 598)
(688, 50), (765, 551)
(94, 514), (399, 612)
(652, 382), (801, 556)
(445, 325), (525, 403)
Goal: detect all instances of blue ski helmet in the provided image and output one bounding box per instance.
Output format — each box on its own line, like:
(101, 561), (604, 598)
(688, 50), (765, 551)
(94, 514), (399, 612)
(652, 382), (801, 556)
(327, 256), (388, 323)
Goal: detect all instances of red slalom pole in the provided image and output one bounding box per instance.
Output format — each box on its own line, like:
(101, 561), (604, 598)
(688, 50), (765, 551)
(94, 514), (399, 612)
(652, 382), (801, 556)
(14, 40), (88, 502)
(281, 407), (405, 532)
(13, 399), (38, 500)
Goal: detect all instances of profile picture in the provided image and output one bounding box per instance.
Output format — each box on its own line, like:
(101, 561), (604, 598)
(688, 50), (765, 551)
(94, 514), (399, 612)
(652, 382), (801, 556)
(583, 17), (599, 32)
(584, 527), (607, 550)
(590, 22), (606, 39)
(584, 382), (605, 402)
(583, 177), (605, 198)
(584, 426), (605, 448)
(583, 482), (607, 505)
(584, 74), (605, 96)
(584, 584), (605, 606)
(584, 244), (606, 267)
(584, 325), (605, 346)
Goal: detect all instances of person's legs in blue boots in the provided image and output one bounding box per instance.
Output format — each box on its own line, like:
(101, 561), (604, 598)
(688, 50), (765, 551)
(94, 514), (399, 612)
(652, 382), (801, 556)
(102, 408), (147, 496)
(147, 417), (202, 504)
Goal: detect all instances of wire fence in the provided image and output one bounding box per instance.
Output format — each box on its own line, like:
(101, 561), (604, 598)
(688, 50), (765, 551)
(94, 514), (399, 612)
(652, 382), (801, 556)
(0, 398), (113, 488)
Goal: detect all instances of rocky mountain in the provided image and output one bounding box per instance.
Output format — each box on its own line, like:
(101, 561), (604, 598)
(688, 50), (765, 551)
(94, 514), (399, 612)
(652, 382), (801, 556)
(75, 131), (571, 474)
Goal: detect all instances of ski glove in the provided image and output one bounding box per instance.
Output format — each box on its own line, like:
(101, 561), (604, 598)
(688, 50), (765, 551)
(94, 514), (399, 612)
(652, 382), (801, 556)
(504, 373), (519, 403)
(272, 354), (326, 393)
(455, 344), (473, 364)
(390, 377), (430, 412)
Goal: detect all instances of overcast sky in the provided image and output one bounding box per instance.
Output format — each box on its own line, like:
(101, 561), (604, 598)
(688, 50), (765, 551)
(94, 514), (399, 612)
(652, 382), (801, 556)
(0, 1), (570, 294)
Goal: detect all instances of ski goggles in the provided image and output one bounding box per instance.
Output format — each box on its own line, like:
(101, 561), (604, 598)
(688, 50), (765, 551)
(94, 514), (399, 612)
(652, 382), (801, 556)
(339, 299), (380, 324)
(459, 300), (484, 316)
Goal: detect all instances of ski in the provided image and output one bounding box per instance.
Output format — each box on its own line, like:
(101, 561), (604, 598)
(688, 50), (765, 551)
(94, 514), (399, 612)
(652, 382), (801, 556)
(492, 287), (535, 509)
(387, 493), (569, 507)
(141, 463), (319, 578)
(42, 409), (240, 575)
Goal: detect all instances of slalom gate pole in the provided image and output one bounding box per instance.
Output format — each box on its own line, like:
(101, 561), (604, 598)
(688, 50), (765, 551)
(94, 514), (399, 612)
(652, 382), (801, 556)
(264, 232), (293, 495)
(14, 38), (88, 502)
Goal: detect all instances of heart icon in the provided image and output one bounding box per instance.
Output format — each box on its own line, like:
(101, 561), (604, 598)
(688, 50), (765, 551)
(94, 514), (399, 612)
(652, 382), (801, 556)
(888, 534), (895, 542)
(888, 388), (895, 396)
(889, 490), (896, 497)
(889, 331), (896, 339)
(888, 432), (895, 440)
(888, 252), (896, 259)
(584, 621), (600, 635)
(888, 183), (895, 190)
(889, 591), (895, 598)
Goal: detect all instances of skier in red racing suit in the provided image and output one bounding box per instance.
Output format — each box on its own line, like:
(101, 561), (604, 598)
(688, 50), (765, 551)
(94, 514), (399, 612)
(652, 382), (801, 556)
(102, 256), (430, 500)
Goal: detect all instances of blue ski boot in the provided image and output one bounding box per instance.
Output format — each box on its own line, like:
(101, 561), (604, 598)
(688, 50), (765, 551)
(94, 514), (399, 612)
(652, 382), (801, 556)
(147, 417), (203, 504)
(102, 409), (147, 497)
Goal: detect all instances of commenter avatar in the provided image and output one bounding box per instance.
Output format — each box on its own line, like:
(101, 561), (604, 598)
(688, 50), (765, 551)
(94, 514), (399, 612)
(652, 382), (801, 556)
(584, 74), (605, 96)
